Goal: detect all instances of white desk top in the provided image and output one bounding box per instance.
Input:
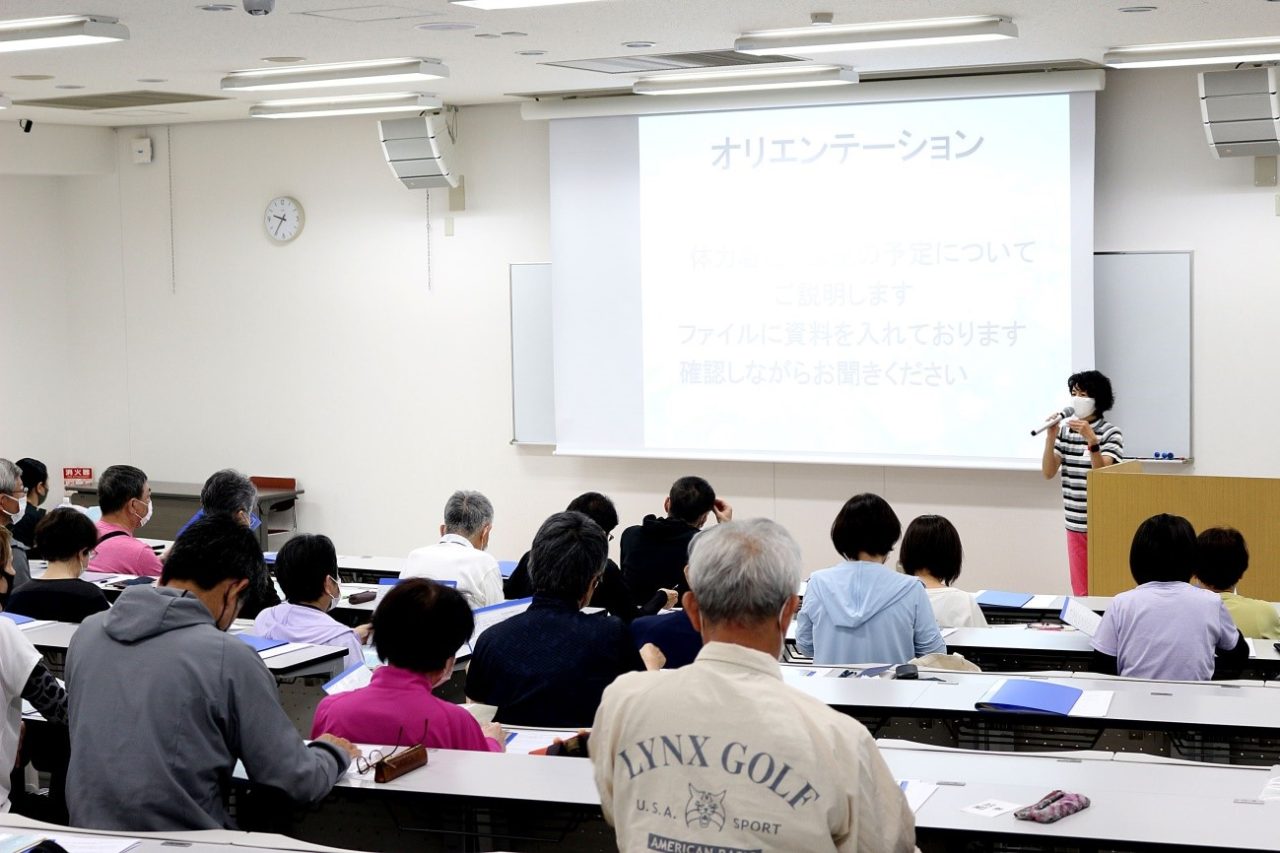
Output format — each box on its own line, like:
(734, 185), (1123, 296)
(0, 813), (352, 852)
(945, 625), (1095, 653)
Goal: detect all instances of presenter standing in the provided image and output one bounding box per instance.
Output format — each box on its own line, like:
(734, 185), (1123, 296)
(1042, 371), (1123, 596)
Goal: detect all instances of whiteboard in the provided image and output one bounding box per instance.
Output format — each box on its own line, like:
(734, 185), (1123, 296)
(1093, 252), (1192, 460)
(511, 255), (1194, 460)
(509, 263), (555, 444)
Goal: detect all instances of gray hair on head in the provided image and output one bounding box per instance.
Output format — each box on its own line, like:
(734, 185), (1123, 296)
(200, 469), (257, 516)
(0, 460), (20, 494)
(687, 518), (802, 625)
(443, 490), (494, 536)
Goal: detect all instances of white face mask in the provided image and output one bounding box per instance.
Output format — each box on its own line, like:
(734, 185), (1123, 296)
(135, 498), (153, 528)
(2, 496), (25, 524)
(1071, 396), (1096, 419)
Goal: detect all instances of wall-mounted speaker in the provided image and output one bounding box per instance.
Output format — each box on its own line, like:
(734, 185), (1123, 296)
(378, 110), (460, 189)
(1199, 67), (1280, 158)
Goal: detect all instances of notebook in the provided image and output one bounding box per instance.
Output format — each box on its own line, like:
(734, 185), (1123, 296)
(0, 612), (33, 625)
(1060, 597), (1103, 637)
(236, 634), (287, 653)
(976, 678), (1113, 717)
(975, 590), (1034, 608)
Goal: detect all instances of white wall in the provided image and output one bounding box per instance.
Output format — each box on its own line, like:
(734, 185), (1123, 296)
(3, 68), (1267, 592)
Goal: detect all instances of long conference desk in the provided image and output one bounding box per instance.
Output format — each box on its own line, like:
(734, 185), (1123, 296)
(229, 736), (1280, 853)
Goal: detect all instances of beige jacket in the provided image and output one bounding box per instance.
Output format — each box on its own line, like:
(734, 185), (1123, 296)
(591, 641), (916, 853)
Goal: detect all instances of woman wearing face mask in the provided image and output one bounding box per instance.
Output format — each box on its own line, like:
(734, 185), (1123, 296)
(8, 508), (110, 623)
(252, 534), (367, 672)
(11, 458), (49, 555)
(1041, 370), (1124, 596)
(311, 578), (506, 752)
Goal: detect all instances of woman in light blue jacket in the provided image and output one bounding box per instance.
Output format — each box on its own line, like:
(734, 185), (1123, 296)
(796, 493), (946, 665)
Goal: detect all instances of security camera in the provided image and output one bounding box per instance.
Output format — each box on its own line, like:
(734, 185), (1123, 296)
(243, 0), (274, 15)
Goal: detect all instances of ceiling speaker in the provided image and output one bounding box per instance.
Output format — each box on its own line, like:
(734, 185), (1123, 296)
(1199, 67), (1280, 158)
(378, 110), (459, 189)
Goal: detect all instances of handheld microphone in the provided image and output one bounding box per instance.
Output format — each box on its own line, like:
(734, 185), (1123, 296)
(1030, 406), (1075, 437)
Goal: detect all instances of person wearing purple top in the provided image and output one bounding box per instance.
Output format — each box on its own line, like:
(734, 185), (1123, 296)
(253, 534), (367, 671)
(1091, 514), (1247, 681)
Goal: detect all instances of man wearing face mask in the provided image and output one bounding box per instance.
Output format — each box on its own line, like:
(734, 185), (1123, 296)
(89, 464), (164, 578)
(64, 514), (359, 831)
(11, 458), (49, 554)
(0, 460), (33, 589)
(1041, 370), (1124, 596)
(591, 519), (916, 853)
(253, 533), (367, 672)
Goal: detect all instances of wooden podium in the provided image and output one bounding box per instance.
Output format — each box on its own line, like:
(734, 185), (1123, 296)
(1088, 461), (1280, 598)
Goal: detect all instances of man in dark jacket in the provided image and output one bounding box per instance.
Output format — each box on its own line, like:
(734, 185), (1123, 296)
(620, 476), (731, 604)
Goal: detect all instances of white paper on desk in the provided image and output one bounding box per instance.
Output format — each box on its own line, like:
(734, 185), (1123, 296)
(257, 642), (311, 660)
(45, 836), (139, 853)
(504, 729), (578, 755)
(1067, 689), (1114, 717)
(14, 620), (51, 632)
(897, 780), (938, 813)
(1026, 594), (1058, 609)
(963, 799), (1021, 818)
(940, 627), (958, 638)
(1247, 638), (1258, 657)
(463, 703), (498, 725)
(1060, 598), (1102, 638)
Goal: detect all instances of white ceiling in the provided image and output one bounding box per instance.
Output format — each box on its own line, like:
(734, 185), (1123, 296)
(0, 0), (1271, 126)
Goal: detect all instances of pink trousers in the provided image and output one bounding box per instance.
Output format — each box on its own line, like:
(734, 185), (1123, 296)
(1066, 530), (1089, 596)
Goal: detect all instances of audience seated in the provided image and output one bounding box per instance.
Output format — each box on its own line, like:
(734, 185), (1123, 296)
(254, 534), (366, 671)
(796, 494), (946, 665)
(0, 527), (70, 816)
(11, 458), (48, 554)
(630, 606), (701, 669)
(620, 475), (731, 603)
(65, 514), (358, 831)
(176, 468), (262, 537)
(1194, 527), (1280, 640)
(505, 492), (675, 620)
(87, 464), (163, 578)
(466, 511), (664, 727)
(401, 490), (504, 608)
(592, 518), (916, 853)
(1091, 514), (1248, 680)
(312, 578), (506, 752)
(9, 508), (110, 623)
(0, 461), (31, 588)
(899, 514), (987, 628)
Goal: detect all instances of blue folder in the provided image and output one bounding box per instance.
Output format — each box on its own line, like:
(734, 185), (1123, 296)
(976, 679), (1081, 715)
(498, 560), (518, 578)
(378, 577), (455, 587)
(0, 612), (33, 625)
(237, 634), (287, 653)
(976, 590), (1035, 608)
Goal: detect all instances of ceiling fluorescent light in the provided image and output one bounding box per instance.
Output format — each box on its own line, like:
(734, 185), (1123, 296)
(222, 58), (448, 92)
(451, 0), (610, 9)
(1104, 38), (1280, 68)
(735, 15), (1017, 56)
(250, 93), (442, 119)
(0, 15), (129, 53)
(634, 65), (858, 96)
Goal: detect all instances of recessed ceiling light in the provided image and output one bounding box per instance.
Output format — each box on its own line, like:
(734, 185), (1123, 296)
(623, 40), (655, 49)
(1118, 5), (1158, 11)
(11, 74), (53, 80)
(416, 21), (477, 31)
(55, 84), (85, 89)
(197, 3), (236, 10)
(516, 49), (546, 56)
(501, 31), (527, 37)
(137, 77), (167, 83)
(262, 56), (307, 63)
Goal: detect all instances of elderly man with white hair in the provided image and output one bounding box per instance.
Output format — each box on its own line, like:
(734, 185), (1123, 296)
(591, 518), (915, 853)
(400, 490), (504, 608)
(0, 460), (32, 589)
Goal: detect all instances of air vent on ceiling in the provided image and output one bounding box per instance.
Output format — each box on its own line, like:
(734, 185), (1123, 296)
(14, 90), (227, 110)
(544, 50), (800, 75)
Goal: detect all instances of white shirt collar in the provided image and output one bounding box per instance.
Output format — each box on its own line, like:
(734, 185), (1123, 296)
(438, 533), (475, 549)
(694, 641), (784, 681)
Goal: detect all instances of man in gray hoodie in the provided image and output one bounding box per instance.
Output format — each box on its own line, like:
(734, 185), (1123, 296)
(65, 514), (358, 831)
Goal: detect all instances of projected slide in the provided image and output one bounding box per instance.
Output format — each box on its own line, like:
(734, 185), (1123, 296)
(637, 95), (1073, 463)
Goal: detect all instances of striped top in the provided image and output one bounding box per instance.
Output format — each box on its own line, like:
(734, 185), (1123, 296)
(1054, 418), (1123, 532)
